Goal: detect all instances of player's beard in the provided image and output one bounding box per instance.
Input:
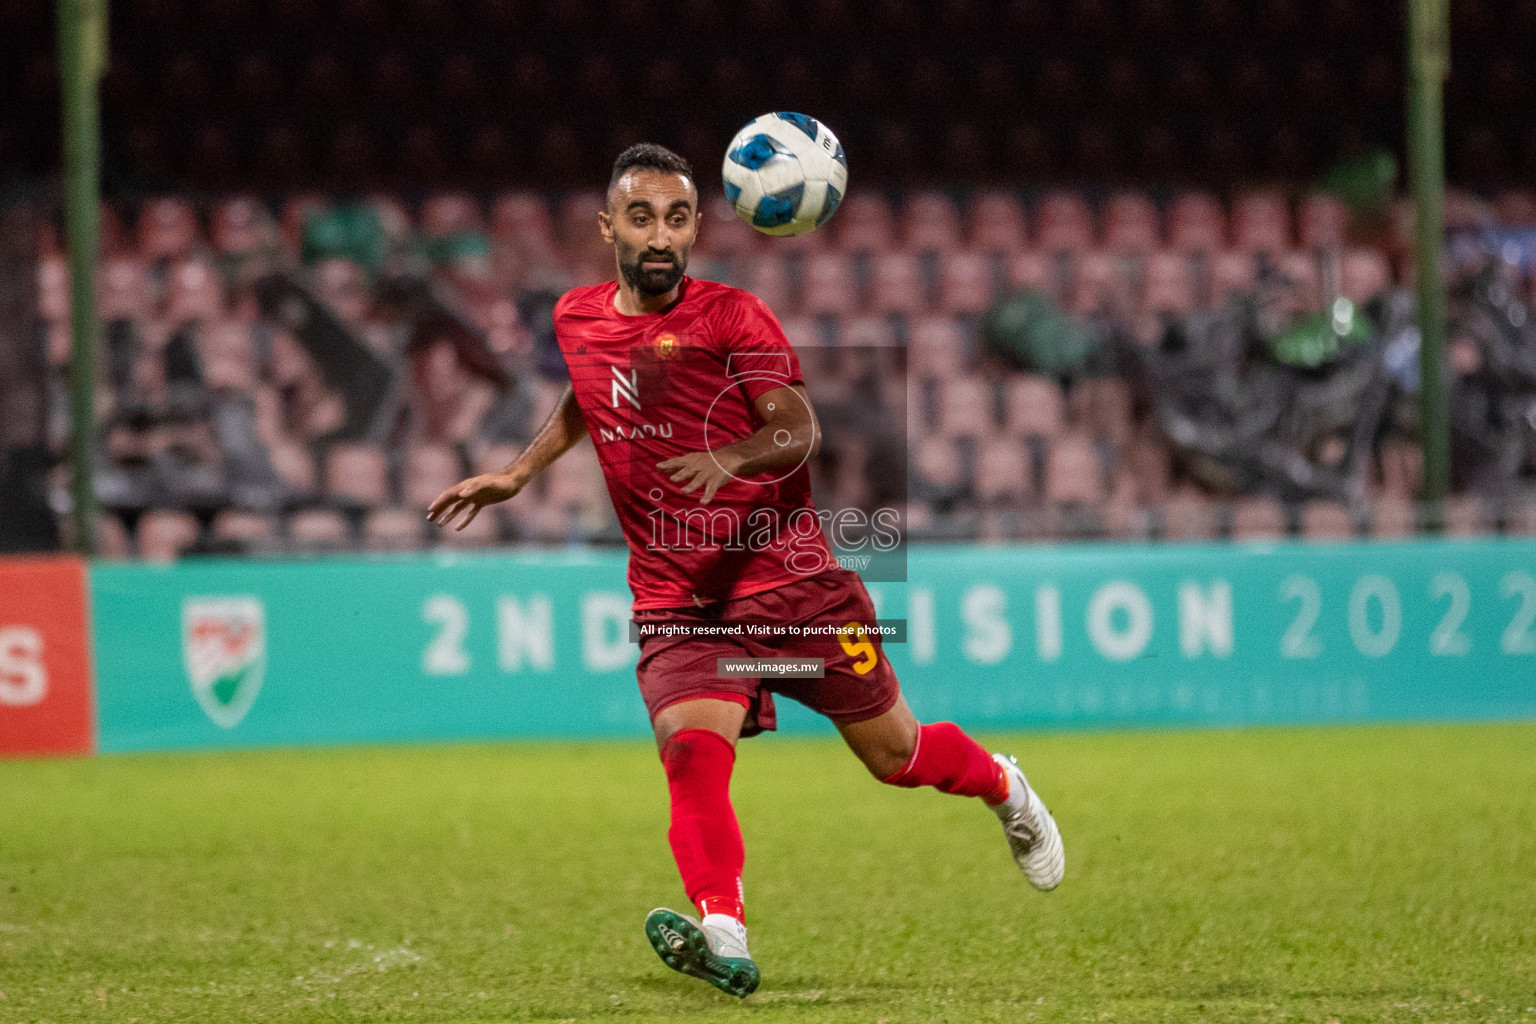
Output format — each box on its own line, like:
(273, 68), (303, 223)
(617, 240), (688, 297)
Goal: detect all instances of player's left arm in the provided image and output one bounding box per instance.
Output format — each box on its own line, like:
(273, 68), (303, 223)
(656, 384), (820, 505)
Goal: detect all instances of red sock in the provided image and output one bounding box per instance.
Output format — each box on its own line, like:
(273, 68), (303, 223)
(661, 728), (746, 923)
(881, 721), (1009, 805)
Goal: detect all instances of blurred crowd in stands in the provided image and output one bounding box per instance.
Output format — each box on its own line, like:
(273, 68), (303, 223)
(28, 185), (1536, 558)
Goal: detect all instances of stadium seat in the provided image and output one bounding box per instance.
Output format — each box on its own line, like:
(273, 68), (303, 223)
(803, 253), (859, 315)
(1161, 489), (1219, 541)
(1378, 438), (1424, 498)
(908, 316), (966, 378)
(544, 441), (606, 510)
(490, 192), (554, 248)
(1232, 191), (1292, 253)
(1069, 250), (1124, 314)
(742, 255), (794, 313)
(1446, 497), (1489, 537)
(1340, 249), (1393, 304)
(267, 440), (318, 501)
(904, 191), (962, 251)
(1369, 496), (1417, 539)
(439, 505), (501, 547)
(404, 444), (463, 511)
(421, 192), (484, 238)
(973, 437), (1033, 503)
(325, 442), (391, 508)
(287, 508), (352, 552)
(312, 258), (372, 325)
(1167, 191), (1226, 253)
(1299, 499), (1355, 540)
(694, 194), (760, 259)
(871, 253), (925, 313)
(1044, 433), (1103, 504)
(968, 192), (1027, 253)
(1003, 374), (1065, 439)
(98, 257), (153, 321)
(136, 197), (200, 262)
(936, 375), (997, 439)
(836, 193), (896, 253)
(37, 257), (68, 321)
(95, 513), (133, 559)
(280, 195), (330, 254)
(939, 250), (995, 314)
(1142, 250), (1196, 315)
(198, 321), (258, 392)
(137, 509), (201, 561)
(210, 510), (279, 553)
(913, 436), (963, 495)
(1034, 192), (1094, 253)
(1231, 496), (1287, 539)
(1123, 435), (1172, 505)
(841, 315), (895, 350)
(1006, 251), (1054, 296)
(1505, 498), (1536, 536)
(1298, 193), (1349, 250)
(1210, 250), (1257, 303)
(1102, 192), (1160, 253)
(1070, 377), (1134, 445)
(1274, 250), (1322, 311)
(164, 260), (225, 322)
(211, 196), (275, 257)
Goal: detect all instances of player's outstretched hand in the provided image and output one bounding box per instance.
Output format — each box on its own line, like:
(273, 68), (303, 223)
(426, 472), (523, 531)
(657, 450), (741, 505)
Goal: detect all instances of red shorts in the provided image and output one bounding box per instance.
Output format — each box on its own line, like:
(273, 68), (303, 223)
(633, 567), (901, 735)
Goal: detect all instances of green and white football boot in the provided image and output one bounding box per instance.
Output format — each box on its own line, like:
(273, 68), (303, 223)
(644, 907), (760, 998)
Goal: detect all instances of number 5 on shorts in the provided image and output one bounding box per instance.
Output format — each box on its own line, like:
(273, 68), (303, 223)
(837, 621), (879, 675)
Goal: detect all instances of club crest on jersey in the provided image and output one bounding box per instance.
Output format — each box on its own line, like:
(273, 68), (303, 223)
(653, 332), (679, 360)
(611, 365), (641, 409)
(182, 596), (266, 729)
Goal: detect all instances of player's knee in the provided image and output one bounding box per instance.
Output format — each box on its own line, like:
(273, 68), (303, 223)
(865, 732), (918, 783)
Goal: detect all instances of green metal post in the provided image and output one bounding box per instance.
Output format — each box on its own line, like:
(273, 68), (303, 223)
(1407, 0), (1450, 527)
(57, 0), (106, 555)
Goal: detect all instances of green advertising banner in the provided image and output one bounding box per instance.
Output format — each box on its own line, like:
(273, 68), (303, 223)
(90, 541), (1536, 752)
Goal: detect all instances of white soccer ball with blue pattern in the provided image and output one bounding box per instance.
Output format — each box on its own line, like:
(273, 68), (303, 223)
(722, 112), (848, 237)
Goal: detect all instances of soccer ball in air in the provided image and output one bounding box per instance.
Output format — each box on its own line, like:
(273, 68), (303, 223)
(722, 112), (848, 237)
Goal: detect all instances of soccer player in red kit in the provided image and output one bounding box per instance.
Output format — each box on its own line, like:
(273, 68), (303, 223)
(428, 144), (1063, 998)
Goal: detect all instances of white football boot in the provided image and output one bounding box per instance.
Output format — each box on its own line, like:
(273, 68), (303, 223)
(644, 907), (759, 998)
(991, 753), (1065, 890)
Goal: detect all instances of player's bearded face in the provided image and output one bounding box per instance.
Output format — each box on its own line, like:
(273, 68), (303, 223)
(617, 235), (690, 296)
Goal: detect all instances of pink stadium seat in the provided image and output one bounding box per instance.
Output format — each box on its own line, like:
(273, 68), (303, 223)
(37, 257), (68, 321)
(211, 510), (279, 553)
(841, 316), (895, 349)
(1370, 496), (1416, 539)
(939, 250), (994, 314)
(1378, 438), (1423, 498)
(137, 197), (200, 262)
(1162, 489), (1219, 541)
(98, 257), (152, 321)
(968, 192), (1027, 253)
(908, 317), (966, 378)
(558, 190), (608, 247)
(1124, 436), (1172, 505)
(1167, 192), (1227, 253)
(198, 321), (257, 392)
(777, 316), (820, 353)
(95, 514), (132, 560)
(1007, 251), (1054, 295)
(1505, 498), (1536, 537)
(1102, 192), (1160, 253)
(1034, 192), (1094, 253)
(364, 508), (424, 551)
(325, 442), (390, 507)
(404, 444), (463, 511)
(1143, 251), (1196, 315)
(1340, 248), (1393, 304)
(1209, 250), (1257, 303)
(914, 437), (963, 491)
(743, 255), (793, 313)
(935, 375), (996, 438)
(1446, 497), (1488, 538)
(1044, 433), (1103, 504)
(1300, 500), (1354, 540)
(1070, 377), (1134, 445)
(473, 443), (522, 478)
(137, 510), (200, 561)
(1231, 191), (1292, 252)
(164, 260), (225, 322)
(1003, 375), (1065, 438)
(836, 193), (896, 252)
(1298, 193), (1349, 250)
(904, 191), (962, 251)
(973, 437), (1033, 502)
(490, 192), (554, 247)
(211, 196), (274, 256)
(268, 440), (318, 498)
(871, 253), (925, 313)
(803, 253), (859, 315)
(1275, 250), (1322, 311)
(1231, 496), (1287, 539)
(421, 192), (484, 238)
(1070, 250), (1123, 314)
(545, 441), (607, 509)
(287, 508), (351, 552)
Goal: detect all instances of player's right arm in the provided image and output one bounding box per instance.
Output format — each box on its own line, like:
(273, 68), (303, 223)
(426, 383), (587, 531)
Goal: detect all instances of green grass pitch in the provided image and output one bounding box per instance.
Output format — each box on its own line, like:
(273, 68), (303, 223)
(1, 723), (1533, 1023)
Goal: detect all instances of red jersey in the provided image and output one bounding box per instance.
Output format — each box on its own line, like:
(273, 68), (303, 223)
(554, 277), (835, 610)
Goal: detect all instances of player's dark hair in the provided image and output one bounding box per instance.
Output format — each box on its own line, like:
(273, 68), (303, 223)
(608, 143), (694, 192)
